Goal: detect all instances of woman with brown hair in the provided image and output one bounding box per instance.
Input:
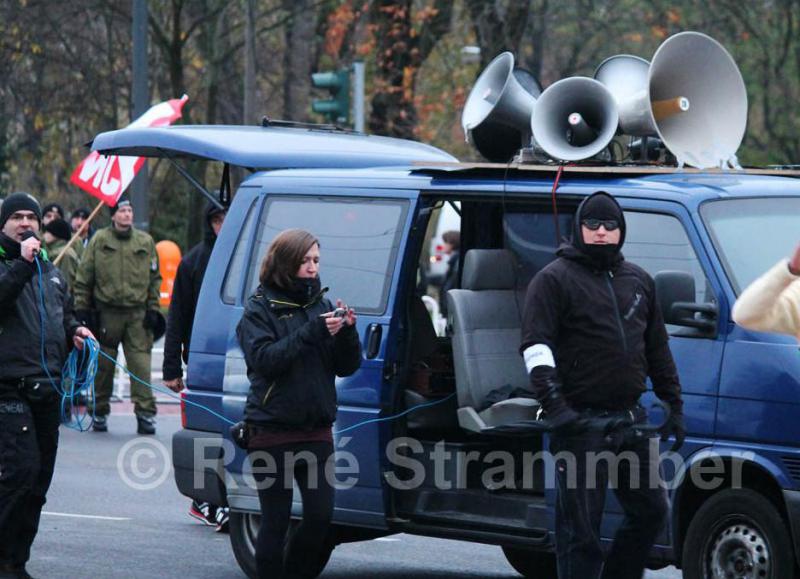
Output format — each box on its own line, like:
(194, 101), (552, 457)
(236, 228), (361, 578)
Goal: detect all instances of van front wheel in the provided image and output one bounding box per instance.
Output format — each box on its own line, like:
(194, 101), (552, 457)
(681, 488), (794, 579)
(229, 511), (336, 579)
(502, 547), (557, 579)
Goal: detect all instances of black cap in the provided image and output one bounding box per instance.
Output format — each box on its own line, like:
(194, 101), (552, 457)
(44, 218), (72, 241)
(109, 196), (132, 217)
(71, 207), (91, 220)
(0, 192), (42, 229)
(42, 202), (65, 220)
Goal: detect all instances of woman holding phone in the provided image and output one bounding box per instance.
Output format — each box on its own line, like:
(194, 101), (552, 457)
(237, 228), (361, 578)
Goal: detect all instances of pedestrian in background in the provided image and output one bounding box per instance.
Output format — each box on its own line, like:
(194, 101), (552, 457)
(520, 191), (684, 579)
(163, 202), (229, 531)
(69, 207), (94, 258)
(237, 229), (361, 579)
(42, 218), (79, 289)
(438, 229), (460, 317)
(73, 196), (162, 434)
(732, 243), (800, 337)
(0, 193), (94, 579)
(41, 202), (64, 226)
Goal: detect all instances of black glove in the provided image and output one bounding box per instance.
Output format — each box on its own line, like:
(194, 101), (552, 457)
(144, 310), (166, 341)
(532, 367), (582, 432)
(659, 412), (686, 452)
(75, 309), (96, 331)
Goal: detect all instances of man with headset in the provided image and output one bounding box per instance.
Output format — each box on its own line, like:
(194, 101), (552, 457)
(0, 193), (94, 579)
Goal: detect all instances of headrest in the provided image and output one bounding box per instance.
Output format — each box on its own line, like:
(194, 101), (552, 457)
(461, 249), (517, 291)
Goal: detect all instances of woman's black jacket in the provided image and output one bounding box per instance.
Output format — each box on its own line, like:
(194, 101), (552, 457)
(236, 284), (362, 430)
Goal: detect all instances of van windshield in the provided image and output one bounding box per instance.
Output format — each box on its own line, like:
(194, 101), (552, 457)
(701, 197), (800, 294)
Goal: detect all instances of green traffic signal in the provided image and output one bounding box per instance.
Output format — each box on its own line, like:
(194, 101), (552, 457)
(311, 69), (350, 125)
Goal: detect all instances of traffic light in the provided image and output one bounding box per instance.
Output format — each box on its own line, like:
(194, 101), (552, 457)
(311, 69), (351, 125)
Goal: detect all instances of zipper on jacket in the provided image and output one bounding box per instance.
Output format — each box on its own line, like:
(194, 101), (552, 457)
(605, 271), (628, 352)
(262, 383), (275, 406)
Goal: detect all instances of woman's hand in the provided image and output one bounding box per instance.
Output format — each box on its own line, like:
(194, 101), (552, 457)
(337, 299), (357, 327)
(321, 300), (356, 336)
(790, 244), (800, 276)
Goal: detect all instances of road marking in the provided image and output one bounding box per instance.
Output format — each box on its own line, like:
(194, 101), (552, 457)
(43, 511), (130, 521)
(374, 537), (400, 542)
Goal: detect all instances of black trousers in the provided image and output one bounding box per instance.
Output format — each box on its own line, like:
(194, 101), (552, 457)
(549, 418), (669, 579)
(0, 391), (60, 567)
(249, 441), (335, 579)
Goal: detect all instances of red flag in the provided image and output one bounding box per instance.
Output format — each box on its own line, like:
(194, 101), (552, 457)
(70, 95), (189, 207)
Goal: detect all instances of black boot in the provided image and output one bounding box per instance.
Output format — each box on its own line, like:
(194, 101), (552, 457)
(136, 413), (156, 435)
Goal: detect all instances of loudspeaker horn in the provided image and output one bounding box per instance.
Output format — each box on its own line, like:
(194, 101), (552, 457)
(462, 52), (539, 162)
(530, 77), (619, 161)
(595, 32), (747, 168)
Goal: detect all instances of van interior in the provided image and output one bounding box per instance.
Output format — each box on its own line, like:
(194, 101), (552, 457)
(387, 194), (571, 543)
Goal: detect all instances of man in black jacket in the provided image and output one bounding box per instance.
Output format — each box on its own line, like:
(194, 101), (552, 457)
(520, 191), (685, 579)
(162, 202), (227, 530)
(0, 193), (94, 579)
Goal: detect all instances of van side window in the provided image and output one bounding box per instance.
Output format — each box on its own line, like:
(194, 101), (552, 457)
(504, 210), (573, 288)
(222, 199), (258, 305)
(245, 196), (409, 314)
(624, 211), (711, 304)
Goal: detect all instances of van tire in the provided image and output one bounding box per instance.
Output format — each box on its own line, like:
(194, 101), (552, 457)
(681, 488), (794, 579)
(502, 547), (557, 578)
(229, 511), (336, 579)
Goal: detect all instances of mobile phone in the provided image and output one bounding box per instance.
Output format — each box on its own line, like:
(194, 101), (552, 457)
(332, 308), (347, 318)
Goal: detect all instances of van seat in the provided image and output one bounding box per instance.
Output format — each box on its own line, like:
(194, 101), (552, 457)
(446, 249), (538, 433)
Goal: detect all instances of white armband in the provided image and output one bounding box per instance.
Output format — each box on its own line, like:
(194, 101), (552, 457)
(523, 344), (556, 373)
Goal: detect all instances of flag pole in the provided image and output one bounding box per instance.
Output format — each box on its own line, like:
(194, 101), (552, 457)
(53, 200), (105, 267)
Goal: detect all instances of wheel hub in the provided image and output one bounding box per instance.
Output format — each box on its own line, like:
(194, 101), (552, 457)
(709, 524), (769, 578)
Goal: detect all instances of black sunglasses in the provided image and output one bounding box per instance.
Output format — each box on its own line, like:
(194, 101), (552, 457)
(581, 219), (620, 231)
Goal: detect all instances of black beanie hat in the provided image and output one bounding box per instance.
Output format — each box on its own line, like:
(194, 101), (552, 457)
(71, 207), (91, 220)
(0, 192), (42, 229)
(44, 218), (72, 242)
(42, 202), (65, 220)
(109, 197), (132, 217)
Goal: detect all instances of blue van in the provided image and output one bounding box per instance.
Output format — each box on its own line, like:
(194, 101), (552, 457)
(94, 125), (800, 579)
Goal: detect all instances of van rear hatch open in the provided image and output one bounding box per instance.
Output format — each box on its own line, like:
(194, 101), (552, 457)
(91, 124), (457, 169)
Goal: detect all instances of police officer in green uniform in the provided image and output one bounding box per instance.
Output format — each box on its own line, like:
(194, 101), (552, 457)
(73, 197), (162, 434)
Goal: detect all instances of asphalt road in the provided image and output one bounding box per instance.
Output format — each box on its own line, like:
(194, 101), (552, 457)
(28, 413), (682, 578)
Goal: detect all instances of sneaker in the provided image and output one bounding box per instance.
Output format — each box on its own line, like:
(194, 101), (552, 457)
(92, 415), (108, 432)
(136, 413), (156, 435)
(214, 507), (230, 533)
(188, 501), (216, 527)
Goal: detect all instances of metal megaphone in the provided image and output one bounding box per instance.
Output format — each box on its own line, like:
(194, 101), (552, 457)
(461, 52), (540, 162)
(595, 31), (747, 168)
(530, 77), (619, 161)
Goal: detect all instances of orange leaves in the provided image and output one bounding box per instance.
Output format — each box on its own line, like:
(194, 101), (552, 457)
(651, 25), (668, 39)
(325, 2), (357, 58)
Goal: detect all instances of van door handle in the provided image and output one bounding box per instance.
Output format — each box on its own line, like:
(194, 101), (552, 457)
(366, 323), (382, 359)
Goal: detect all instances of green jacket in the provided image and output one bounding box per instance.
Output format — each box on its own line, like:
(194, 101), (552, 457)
(45, 238), (79, 290)
(73, 226), (161, 311)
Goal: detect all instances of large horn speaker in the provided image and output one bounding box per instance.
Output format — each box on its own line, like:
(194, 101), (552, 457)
(530, 77), (619, 161)
(596, 32), (747, 168)
(462, 52), (539, 162)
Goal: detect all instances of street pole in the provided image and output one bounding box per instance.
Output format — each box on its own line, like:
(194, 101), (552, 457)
(131, 0), (149, 230)
(353, 61), (365, 133)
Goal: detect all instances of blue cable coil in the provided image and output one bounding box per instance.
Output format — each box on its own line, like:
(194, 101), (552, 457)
(35, 257), (455, 435)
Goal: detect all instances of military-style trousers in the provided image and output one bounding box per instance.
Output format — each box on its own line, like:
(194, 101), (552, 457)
(94, 307), (156, 417)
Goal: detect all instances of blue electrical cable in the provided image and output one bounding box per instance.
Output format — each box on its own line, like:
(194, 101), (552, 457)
(36, 256), (454, 436)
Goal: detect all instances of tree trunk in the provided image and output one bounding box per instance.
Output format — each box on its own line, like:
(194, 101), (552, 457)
(283, 0), (316, 122)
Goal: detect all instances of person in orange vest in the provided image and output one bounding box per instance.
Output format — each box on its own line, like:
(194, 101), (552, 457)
(162, 202), (229, 531)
